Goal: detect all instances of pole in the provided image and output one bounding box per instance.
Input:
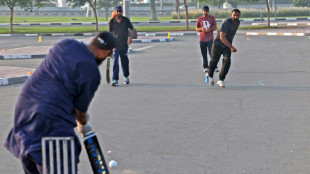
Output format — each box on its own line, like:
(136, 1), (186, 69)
(123, 0), (130, 19)
(274, 0), (277, 21)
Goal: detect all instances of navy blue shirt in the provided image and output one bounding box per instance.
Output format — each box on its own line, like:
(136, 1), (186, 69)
(4, 39), (101, 164)
(213, 18), (240, 48)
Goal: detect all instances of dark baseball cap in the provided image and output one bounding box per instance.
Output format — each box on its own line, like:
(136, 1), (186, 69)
(96, 31), (117, 50)
(114, 6), (123, 12)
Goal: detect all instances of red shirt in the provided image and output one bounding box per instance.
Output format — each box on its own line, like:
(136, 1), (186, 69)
(196, 15), (216, 42)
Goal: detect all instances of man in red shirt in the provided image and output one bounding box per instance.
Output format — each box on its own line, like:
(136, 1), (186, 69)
(196, 6), (218, 73)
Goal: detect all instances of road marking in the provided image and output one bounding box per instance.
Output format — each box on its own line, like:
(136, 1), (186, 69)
(134, 46), (154, 51)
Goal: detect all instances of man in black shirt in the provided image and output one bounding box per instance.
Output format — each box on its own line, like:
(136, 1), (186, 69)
(109, 5), (135, 86)
(206, 9), (241, 88)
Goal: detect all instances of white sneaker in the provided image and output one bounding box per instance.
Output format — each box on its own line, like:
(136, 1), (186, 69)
(205, 74), (214, 86)
(203, 68), (209, 72)
(217, 80), (225, 88)
(209, 77), (214, 86)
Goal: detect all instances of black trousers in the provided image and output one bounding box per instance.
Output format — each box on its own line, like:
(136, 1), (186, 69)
(208, 44), (231, 81)
(199, 41), (213, 69)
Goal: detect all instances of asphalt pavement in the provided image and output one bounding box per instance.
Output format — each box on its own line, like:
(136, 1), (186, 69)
(1, 32), (310, 174)
(1, 26), (309, 86)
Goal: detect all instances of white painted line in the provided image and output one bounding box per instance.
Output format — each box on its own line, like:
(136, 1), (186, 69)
(286, 18), (297, 21)
(296, 33), (305, 36)
(145, 33), (156, 36)
(243, 19), (254, 22)
(246, 32), (258, 35)
(287, 23), (297, 26)
(307, 23), (310, 26)
(61, 23), (71, 25)
(270, 23), (277, 26)
(170, 33), (184, 36)
(284, 33), (292, 36)
(267, 33), (277, 36)
(98, 22), (108, 25)
(40, 23), (51, 25)
(81, 22), (92, 25)
(83, 33), (93, 36)
(0, 78), (9, 86)
(141, 40), (152, 43)
(51, 33), (65, 36)
(0, 34), (11, 36)
(25, 34), (39, 37)
(3, 55), (31, 59)
(134, 46), (154, 51)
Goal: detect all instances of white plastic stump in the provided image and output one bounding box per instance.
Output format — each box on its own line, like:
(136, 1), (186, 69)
(42, 137), (75, 174)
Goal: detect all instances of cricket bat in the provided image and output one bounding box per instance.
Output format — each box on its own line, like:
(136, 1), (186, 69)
(106, 58), (111, 84)
(83, 132), (110, 174)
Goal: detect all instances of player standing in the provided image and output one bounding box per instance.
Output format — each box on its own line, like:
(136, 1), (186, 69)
(206, 9), (241, 88)
(196, 6), (218, 73)
(109, 5), (135, 86)
(4, 32), (116, 173)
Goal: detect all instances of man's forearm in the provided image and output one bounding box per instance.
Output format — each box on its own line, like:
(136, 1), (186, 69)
(75, 108), (87, 125)
(130, 28), (135, 39)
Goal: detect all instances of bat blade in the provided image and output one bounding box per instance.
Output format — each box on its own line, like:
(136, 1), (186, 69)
(83, 132), (110, 174)
(106, 58), (111, 84)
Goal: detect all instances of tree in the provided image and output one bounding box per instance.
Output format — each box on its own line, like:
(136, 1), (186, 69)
(0, 0), (50, 33)
(184, 0), (189, 30)
(265, 0), (270, 27)
(293, 0), (310, 7)
(98, 0), (121, 21)
(175, 0), (180, 19)
(150, 0), (158, 21)
(67, 0), (99, 31)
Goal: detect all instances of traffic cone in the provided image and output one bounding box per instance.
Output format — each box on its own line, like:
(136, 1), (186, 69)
(38, 35), (42, 42)
(2, 48), (7, 51)
(167, 32), (170, 39)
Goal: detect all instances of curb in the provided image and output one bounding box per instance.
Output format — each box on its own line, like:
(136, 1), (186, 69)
(0, 17), (309, 27)
(0, 75), (31, 86)
(0, 54), (47, 60)
(0, 37), (175, 60)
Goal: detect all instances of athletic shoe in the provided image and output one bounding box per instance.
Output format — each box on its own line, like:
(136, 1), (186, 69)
(203, 68), (209, 72)
(205, 73), (209, 83)
(111, 80), (119, 86)
(215, 67), (219, 72)
(124, 77), (130, 84)
(209, 77), (214, 86)
(205, 73), (214, 86)
(217, 80), (225, 88)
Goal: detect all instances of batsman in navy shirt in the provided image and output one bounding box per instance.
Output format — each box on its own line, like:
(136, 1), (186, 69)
(4, 32), (116, 174)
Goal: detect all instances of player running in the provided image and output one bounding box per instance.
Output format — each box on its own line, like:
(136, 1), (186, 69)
(206, 9), (241, 88)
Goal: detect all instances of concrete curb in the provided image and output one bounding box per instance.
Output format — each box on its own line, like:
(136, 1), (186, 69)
(0, 75), (31, 86)
(0, 17), (309, 27)
(0, 37), (175, 60)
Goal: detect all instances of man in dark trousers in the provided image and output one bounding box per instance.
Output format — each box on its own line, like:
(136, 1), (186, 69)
(109, 5), (135, 86)
(4, 31), (116, 174)
(206, 9), (241, 88)
(196, 5), (218, 73)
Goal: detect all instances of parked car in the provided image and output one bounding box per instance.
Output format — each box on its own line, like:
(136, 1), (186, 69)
(179, 4), (197, 10)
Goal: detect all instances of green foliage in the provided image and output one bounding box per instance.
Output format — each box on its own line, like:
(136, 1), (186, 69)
(172, 7), (310, 19)
(98, 0), (121, 10)
(293, 0), (310, 7)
